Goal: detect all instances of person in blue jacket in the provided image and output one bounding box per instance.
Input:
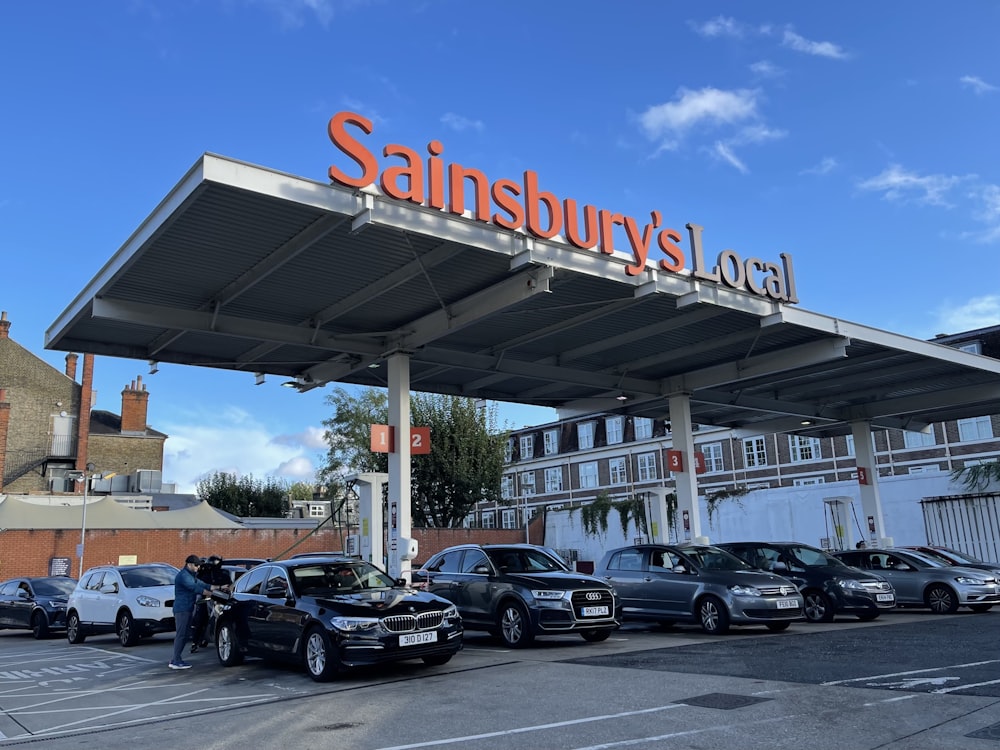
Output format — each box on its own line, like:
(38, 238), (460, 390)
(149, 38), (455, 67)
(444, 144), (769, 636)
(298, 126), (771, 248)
(170, 555), (221, 670)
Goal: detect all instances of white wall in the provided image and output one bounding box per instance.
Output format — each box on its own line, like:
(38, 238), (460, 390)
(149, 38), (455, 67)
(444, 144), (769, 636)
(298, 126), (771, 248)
(544, 473), (987, 566)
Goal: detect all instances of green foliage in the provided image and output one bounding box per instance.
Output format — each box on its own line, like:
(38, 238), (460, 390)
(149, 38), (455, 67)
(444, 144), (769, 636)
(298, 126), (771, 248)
(196, 472), (289, 517)
(288, 482), (315, 505)
(951, 460), (1000, 492)
(580, 493), (613, 536)
(706, 485), (750, 523)
(320, 386), (508, 528)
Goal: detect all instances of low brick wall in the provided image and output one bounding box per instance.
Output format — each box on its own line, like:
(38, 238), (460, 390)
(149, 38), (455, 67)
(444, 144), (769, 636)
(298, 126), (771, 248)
(0, 521), (543, 579)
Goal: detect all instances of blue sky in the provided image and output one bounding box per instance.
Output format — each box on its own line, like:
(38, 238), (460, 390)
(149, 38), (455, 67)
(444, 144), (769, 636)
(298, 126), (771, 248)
(2, 1), (999, 493)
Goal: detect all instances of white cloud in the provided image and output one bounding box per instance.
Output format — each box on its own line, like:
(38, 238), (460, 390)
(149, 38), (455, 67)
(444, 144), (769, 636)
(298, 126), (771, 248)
(441, 112), (485, 132)
(160, 406), (321, 494)
(857, 164), (967, 207)
(801, 157), (838, 176)
(960, 75), (998, 95)
(963, 184), (1000, 242)
(932, 295), (1000, 335)
(750, 60), (784, 78)
(689, 16), (744, 38)
(782, 30), (849, 60)
(711, 142), (748, 174)
(639, 87), (760, 142)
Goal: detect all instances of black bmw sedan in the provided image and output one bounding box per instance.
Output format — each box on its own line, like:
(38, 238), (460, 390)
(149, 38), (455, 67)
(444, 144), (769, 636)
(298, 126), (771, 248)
(213, 557), (463, 681)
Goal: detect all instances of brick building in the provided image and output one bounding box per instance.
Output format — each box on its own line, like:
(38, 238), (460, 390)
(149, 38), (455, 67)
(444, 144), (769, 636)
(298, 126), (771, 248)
(0, 311), (166, 494)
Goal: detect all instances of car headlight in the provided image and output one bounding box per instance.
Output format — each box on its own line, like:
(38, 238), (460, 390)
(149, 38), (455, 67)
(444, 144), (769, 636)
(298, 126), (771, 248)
(728, 584), (763, 597)
(955, 577), (990, 585)
(442, 604), (460, 622)
(135, 595), (161, 608)
(330, 616), (380, 632)
(834, 578), (865, 590)
(531, 589), (566, 600)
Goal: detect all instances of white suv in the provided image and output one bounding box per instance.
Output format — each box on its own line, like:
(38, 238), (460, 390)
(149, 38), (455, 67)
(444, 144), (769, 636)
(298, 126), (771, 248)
(66, 564), (178, 647)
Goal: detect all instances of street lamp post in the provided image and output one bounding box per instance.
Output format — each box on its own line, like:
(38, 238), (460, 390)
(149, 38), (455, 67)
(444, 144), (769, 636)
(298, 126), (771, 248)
(73, 462), (96, 578)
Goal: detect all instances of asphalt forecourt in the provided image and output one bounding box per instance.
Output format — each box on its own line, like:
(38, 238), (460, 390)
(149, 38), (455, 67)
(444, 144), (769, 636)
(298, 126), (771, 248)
(1, 612), (1000, 749)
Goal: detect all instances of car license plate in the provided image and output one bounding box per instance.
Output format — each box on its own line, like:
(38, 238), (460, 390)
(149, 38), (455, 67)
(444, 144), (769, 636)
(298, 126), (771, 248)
(581, 605), (609, 617)
(399, 631), (438, 647)
(876, 593), (894, 602)
(775, 599), (797, 609)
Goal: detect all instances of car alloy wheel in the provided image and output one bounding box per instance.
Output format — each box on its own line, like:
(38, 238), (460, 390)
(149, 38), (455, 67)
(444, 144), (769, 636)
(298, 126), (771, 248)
(67, 612), (86, 644)
(31, 611), (49, 640)
(803, 591), (835, 623)
(498, 601), (534, 648)
(698, 596), (731, 635)
(118, 610), (139, 647)
(304, 627), (341, 682)
(926, 584), (959, 614)
(216, 621), (244, 666)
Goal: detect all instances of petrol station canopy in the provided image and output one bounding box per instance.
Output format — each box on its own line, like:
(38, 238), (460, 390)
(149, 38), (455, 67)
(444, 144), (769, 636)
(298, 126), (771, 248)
(46, 152), (1000, 438)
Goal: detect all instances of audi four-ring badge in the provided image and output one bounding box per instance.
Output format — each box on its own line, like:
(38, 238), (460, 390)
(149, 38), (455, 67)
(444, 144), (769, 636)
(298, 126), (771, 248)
(412, 544), (621, 648)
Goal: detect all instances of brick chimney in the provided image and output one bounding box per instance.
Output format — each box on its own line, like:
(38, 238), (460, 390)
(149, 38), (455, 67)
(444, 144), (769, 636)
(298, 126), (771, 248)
(120, 375), (149, 433)
(0, 388), (9, 493)
(0, 311), (10, 339)
(74, 354), (94, 474)
(65, 353), (79, 380)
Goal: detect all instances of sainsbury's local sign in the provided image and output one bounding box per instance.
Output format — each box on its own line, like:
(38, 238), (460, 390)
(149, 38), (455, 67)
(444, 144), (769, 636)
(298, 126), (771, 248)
(327, 111), (798, 304)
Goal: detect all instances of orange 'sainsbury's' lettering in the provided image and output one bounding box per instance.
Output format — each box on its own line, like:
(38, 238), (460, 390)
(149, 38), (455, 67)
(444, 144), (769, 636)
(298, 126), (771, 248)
(326, 111), (798, 303)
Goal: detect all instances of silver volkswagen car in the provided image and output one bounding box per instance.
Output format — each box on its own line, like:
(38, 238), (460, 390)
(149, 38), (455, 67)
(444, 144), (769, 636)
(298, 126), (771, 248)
(595, 544), (804, 634)
(832, 547), (1000, 614)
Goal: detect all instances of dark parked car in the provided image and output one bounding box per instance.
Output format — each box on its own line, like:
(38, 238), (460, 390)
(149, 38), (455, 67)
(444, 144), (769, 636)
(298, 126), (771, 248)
(214, 556), (462, 681)
(413, 543), (620, 647)
(0, 576), (77, 638)
(833, 547), (1000, 614)
(595, 543), (804, 634)
(717, 541), (896, 622)
(901, 546), (1000, 577)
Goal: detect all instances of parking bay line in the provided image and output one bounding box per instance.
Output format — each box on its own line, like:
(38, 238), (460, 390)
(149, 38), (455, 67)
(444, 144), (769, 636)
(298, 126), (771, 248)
(821, 658), (1000, 686)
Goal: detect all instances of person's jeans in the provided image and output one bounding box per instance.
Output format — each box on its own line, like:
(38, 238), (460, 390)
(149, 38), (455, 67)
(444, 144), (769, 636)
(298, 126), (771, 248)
(172, 608), (193, 664)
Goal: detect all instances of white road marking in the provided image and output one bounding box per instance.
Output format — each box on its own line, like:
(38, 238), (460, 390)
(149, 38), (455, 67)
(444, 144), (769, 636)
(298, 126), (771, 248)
(933, 677), (1000, 693)
(821, 658), (1000, 686)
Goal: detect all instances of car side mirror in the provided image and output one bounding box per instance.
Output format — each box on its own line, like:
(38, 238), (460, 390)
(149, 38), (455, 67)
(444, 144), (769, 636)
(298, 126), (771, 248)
(473, 565), (491, 575)
(396, 578), (408, 587)
(894, 563), (911, 571)
(100, 583), (118, 594)
(265, 585), (289, 599)
(672, 565), (687, 574)
(16, 590), (30, 600)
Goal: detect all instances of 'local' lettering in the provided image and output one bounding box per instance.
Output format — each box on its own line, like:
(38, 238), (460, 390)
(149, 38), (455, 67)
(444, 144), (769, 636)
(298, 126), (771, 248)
(327, 111), (797, 304)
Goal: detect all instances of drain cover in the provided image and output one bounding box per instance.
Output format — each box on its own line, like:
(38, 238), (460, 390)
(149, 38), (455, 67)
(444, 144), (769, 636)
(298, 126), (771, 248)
(676, 692), (771, 710)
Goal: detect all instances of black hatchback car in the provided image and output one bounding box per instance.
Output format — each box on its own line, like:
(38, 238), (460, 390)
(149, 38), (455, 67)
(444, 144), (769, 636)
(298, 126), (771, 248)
(717, 541), (896, 622)
(0, 576), (77, 638)
(412, 544), (620, 648)
(213, 556), (463, 682)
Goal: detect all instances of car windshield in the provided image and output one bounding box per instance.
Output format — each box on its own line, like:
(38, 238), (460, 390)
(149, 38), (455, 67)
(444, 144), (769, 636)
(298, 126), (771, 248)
(486, 548), (567, 573)
(32, 578), (76, 596)
(938, 547), (989, 565)
(121, 566), (178, 587)
(893, 550), (942, 568)
(291, 562), (396, 596)
(680, 546), (752, 571)
(912, 548), (955, 565)
(784, 545), (846, 568)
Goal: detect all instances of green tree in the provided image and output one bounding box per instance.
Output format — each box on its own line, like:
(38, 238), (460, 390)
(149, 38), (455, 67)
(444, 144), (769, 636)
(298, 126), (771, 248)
(951, 460), (1000, 492)
(196, 472), (289, 517)
(288, 481), (316, 505)
(320, 386), (507, 527)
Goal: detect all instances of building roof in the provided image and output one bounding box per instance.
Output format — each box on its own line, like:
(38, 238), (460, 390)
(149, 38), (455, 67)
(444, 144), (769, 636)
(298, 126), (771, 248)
(89, 409), (167, 438)
(0, 495), (241, 529)
(45, 153), (1000, 439)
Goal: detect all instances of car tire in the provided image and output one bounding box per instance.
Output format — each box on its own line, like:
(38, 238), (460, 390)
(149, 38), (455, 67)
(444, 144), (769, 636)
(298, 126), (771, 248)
(765, 622), (791, 631)
(580, 628), (612, 643)
(926, 584), (959, 614)
(969, 604), (993, 613)
(856, 612), (880, 621)
(31, 611), (50, 639)
(216, 620), (244, 666)
(497, 601), (534, 648)
(66, 612), (86, 644)
(803, 591), (835, 623)
(304, 626), (342, 682)
(117, 610), (140, 647)
(422, 654), (453, 666)
(697, 596), (731, 635)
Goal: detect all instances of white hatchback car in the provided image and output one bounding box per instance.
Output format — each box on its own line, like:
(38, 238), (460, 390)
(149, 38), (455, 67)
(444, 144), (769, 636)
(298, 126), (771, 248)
(66, 563), (178, 646)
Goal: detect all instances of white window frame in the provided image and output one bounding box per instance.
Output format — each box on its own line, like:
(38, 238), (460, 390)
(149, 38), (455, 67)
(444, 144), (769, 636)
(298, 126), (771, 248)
(577, 421), (595, 450)
(501, 508), (518, 529)
(793, 477), (825, 486)
(634, 417), (653, 440)
(462, 513), (474, 528)
(903, 429), (935, 449)
(504, 439), (513, 463)
(501, 475), (515, 499)
(636, 452), (658, 481)
(605, 416), (623, 445)
(743, 436), (767, 467)
(609, 456), (628, 485)
(519, 434), (534, 459)
(308, 505), (327, 518)
(578, 461), (598, 489)
(544, 467), (563, 493)
(958, 416), (993, 442)
(481, 511), (496, 529)
(789, 435), (821, 463)
(543, 429), (559, 456)
(701, 442), (724, 473)
(520, 471), (535, 497)
(958, 341), (981, 354)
